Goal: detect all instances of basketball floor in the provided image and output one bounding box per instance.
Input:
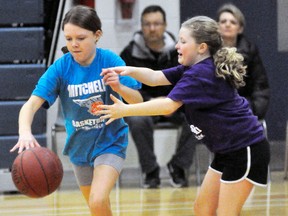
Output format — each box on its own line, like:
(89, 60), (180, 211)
(0, 171), (288, 216)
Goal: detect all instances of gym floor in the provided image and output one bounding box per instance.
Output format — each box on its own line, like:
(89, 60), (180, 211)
(0, 171), (288, 216)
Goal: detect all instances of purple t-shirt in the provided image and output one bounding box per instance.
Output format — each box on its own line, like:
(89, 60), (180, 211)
(163, 57), (265, 153)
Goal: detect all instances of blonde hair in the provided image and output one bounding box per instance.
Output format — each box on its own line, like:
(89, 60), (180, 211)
(214, 47), (246, 89)
(182, 16), (246, 89)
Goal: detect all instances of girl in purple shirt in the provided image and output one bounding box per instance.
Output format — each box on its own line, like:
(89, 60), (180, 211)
(99, 16), (270, 215)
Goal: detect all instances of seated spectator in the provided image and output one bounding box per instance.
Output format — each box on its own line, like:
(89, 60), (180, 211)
(120, 5), (197, 188)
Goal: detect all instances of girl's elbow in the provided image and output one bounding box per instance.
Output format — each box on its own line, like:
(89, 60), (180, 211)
(138, 94), (144, 103)
(164, 99), (182, 115)
(163, 107), (177, 115)
(133, 93), (143, 103)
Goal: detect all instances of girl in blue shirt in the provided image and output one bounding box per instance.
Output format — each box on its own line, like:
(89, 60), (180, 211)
(10, 5), (142, 216)
(99, 16), (270, 215)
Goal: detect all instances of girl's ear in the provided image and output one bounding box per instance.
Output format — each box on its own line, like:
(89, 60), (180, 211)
(198, 42), (208, 54)
(94, 30), (103, 43)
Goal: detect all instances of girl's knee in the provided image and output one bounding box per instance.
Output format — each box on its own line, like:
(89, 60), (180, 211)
(89, 193), (110, 214)
(194, 199), (216, 216)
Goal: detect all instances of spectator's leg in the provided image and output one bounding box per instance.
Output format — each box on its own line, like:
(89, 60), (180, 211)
(168, 121), (196, 187)
(125, 116), (160, 188)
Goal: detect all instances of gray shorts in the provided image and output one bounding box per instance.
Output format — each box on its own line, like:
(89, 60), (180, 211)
(72, 154), (124, 186)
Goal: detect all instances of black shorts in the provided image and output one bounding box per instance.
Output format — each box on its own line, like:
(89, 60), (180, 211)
(210, 139), (270, 186)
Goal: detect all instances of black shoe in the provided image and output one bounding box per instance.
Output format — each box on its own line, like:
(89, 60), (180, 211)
(143, 167), (160, 189)
(167, 162), (188, 188)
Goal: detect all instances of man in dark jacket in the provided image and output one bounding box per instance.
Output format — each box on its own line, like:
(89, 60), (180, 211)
(120, 5), (196, 188)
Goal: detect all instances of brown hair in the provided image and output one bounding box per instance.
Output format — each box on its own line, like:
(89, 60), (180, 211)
(62, 5), (102, 33)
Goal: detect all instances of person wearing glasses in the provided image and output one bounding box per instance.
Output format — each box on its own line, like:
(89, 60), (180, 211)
(120, 5), (196, 189)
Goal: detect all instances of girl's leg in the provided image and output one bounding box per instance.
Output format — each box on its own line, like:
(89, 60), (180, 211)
(194, 168), (221, 216)
(217, 179), (254, 216)
(88, 164), (119, 216)
(79, 185), (92, 205)
(71, 165), (93, 206)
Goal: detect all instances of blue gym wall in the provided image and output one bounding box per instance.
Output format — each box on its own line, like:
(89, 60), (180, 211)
(180, 0), (288, 141)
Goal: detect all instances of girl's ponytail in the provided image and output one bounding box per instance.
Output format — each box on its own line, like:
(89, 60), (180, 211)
(214, 47), (247, 89)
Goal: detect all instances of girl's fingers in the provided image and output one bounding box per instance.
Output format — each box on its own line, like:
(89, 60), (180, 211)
(101, 67), (126, 76)
(105, 118), (115, 125)
(18, 145), (24, 154)
(10, 144), (19, 153)
(110, 94), (119, 102)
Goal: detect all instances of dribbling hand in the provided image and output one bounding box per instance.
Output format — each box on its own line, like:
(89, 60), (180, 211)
(10, 134), (41, 154)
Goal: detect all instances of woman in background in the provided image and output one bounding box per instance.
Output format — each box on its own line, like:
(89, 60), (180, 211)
(216, 3), (270, 123)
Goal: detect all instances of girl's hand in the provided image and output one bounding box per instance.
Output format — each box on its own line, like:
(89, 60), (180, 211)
(101, 66), (135, 77)
(101, 69), (121, 92)
(96, 94), (127, 125)
(10, 133), (41, 154)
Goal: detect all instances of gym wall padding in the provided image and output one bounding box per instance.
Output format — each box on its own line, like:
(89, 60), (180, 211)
(0, 27), (44, 63)
(0, 64), (45, 100)
(0, 101), (47, 135)
(0, 0), (44, 25)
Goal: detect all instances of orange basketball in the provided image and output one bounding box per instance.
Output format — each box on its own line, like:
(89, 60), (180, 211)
(11, 147), (63, 198)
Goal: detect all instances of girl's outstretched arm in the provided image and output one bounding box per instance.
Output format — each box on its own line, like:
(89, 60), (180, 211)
(101, 66), (171, 87)
(97, 94), (183, 125)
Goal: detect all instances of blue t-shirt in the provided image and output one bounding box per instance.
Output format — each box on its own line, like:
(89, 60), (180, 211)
(33, 48), (141, 166)
(163, 57), (265, 153)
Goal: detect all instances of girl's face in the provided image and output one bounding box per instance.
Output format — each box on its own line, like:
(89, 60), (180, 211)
(218, 12), (243, 41)
(63, 23), (101, 66)
(175, 27), (202, 66)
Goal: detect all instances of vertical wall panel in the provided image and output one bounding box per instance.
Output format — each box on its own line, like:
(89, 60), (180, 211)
(277, 0), (288, 52)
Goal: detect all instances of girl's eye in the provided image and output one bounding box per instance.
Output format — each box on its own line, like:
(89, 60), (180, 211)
(177, 39), (185, 44)
(76, 36), (86, 41)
